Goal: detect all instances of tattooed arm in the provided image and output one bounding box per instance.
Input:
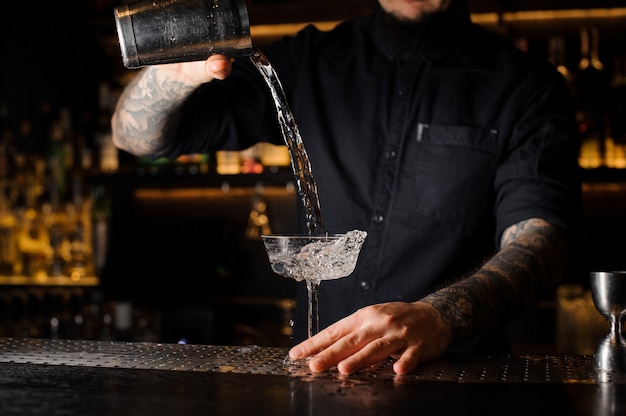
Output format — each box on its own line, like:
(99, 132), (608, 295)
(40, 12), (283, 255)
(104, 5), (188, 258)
(111, 55), (234, 157)
(289, 217), (567, 375)
(421, 217), (565, 343)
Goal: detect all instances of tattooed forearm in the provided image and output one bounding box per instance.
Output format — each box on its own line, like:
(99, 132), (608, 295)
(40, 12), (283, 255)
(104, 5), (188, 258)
(111, 67), (198, 156)
(422, 218), (566, 342)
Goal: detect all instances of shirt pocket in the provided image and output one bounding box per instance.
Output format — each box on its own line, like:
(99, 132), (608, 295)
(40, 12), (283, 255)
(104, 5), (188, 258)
(399, 124), (498, 228)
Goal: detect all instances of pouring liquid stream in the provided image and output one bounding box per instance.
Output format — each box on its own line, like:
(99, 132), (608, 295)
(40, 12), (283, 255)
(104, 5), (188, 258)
(249, 47), (326, 237)
(250, 47), (327, 342)
(250, 47), (368, 343)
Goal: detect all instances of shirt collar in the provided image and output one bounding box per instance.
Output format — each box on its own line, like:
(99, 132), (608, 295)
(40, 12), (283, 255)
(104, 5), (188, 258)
(371, 0), (474, 62)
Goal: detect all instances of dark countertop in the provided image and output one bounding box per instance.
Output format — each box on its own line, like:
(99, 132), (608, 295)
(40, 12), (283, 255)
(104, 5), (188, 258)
(0, 337), (624, 416)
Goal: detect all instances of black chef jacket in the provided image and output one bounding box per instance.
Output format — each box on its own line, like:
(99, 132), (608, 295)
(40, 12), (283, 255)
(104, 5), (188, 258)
(158, 1), (581, 350)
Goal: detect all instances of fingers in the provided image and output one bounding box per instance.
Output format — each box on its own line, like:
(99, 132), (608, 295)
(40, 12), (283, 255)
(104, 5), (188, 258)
(289, 315), (361, 360)
(331, 336), (402, 375)
(306, 330), (371, 373)
(289, 308), (370, 356)
(206, 55), (234, 80)
(392, 346), (421, 375)
(306, 332), (414, 375)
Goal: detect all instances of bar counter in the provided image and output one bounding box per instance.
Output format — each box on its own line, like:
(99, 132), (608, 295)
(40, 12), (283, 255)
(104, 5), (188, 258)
(0, 337), (624, 415)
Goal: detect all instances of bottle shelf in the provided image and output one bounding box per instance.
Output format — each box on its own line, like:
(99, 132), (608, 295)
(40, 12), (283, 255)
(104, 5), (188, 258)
(0, 275), (99, 287)
(89, 165), (296, 190)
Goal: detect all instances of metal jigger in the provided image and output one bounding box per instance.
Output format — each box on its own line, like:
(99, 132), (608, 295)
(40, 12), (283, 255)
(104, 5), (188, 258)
(590, 271), (626, 382)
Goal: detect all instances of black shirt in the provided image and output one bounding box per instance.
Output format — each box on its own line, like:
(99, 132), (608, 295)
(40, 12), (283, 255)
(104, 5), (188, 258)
(160, 2), (581, 349)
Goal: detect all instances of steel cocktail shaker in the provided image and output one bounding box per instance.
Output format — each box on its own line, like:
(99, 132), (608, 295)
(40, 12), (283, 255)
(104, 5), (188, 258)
(114, 0), (252, 68)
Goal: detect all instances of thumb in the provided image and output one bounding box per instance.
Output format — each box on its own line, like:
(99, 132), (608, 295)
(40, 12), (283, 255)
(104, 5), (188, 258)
(207, 55), (234, 80)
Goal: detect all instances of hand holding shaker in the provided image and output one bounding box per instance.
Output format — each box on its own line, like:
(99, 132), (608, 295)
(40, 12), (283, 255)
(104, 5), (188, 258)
(114, 0), (252, 68)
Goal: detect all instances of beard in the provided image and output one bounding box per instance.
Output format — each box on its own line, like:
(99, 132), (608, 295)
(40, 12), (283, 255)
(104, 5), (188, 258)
(374, 0), (461, 50)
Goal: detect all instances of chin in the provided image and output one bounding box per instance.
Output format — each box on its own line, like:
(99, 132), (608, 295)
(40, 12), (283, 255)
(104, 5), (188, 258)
(382, 0), (452, 22)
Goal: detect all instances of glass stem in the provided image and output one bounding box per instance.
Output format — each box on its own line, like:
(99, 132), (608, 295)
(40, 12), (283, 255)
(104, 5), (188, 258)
(307, 280), (320, 338)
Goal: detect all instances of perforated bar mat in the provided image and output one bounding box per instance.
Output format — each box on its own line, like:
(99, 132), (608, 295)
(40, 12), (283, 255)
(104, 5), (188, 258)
(0, 337), (619, 384)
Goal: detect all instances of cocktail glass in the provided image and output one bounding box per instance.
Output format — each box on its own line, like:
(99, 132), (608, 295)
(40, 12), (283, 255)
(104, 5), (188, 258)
(590, 271), (626, 380)
(261, 230), (366, 338)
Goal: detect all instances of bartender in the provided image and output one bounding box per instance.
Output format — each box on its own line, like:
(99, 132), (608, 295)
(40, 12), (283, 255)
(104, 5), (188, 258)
(111, 0), (581, 375)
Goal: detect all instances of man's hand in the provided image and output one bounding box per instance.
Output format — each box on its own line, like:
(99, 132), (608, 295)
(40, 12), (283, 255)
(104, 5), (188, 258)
(288, 301), (452, 375)
(158, 54), (235, 85)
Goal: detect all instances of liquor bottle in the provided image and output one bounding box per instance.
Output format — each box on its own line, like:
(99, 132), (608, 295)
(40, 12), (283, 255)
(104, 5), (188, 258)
(66, 202), (89, 280)
(46, 209), (66, 278)
(548, 36), (573, 87)
(610, 54), (626, 144)
(113, 301), (133, 341)
(0, 191), (18, 276)
(96, 82), (119, 173)
(574, 26), (610, 168)
(91, 185), (110, 278)
(47, 117), (68, 201)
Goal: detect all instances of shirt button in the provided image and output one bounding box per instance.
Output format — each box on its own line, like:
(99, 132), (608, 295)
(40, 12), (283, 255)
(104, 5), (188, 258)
(398, 87), (407, 96)
(386, 150), (397, 159)
(373, 215), (384, 224)
(360, 281), (370, 290)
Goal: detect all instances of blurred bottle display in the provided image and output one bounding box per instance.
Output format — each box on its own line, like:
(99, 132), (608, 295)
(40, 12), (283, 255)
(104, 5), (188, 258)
(0, 101), (105, 281)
